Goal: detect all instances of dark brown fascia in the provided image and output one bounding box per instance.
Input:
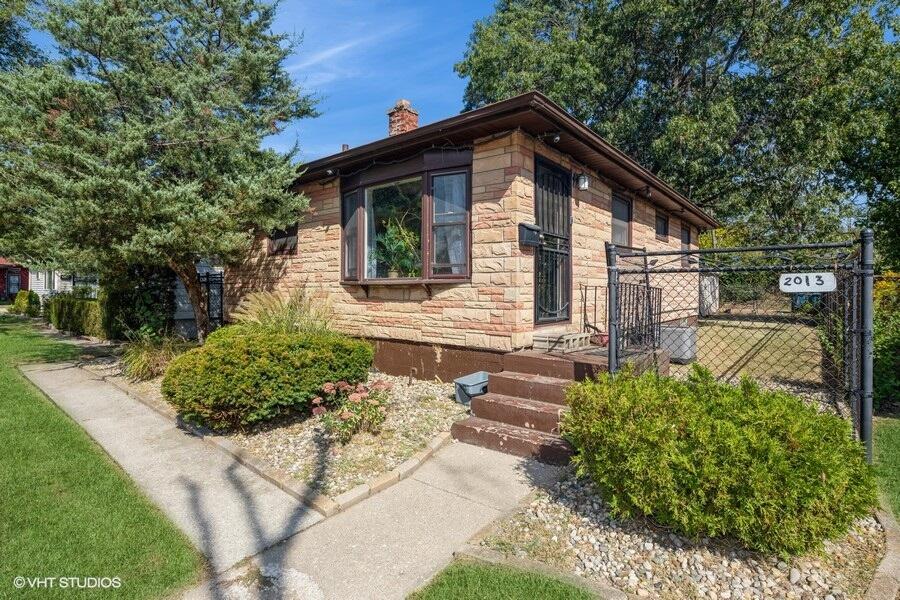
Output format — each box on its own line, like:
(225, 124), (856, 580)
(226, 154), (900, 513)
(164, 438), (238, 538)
(295, 91), (719, 229)
(525, 94), (719, 229)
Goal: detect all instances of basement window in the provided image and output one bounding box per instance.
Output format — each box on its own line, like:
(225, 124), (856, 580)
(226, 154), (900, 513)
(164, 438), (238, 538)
(341, 170), (471, 283)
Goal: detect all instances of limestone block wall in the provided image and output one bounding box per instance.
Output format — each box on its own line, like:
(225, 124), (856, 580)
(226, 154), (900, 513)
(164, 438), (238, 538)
(225, 131), (535, 353)
(225, 129), (702, 353)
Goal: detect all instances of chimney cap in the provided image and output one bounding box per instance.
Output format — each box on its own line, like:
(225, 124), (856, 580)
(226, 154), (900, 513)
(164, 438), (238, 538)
(388, 99), (418, 115)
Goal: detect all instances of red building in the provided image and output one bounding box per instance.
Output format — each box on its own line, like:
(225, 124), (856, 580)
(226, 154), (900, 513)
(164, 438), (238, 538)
(0, 257), (29, 301)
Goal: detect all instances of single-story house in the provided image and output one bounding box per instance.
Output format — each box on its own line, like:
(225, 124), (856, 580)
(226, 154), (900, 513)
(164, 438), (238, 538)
(225, 91), (718, 383)
(0, 258), (29, 301)
(27, 269), (75, 299)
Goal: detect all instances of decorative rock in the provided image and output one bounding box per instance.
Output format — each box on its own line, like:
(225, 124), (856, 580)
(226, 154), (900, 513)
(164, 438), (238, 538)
(481, 469), (885, 600)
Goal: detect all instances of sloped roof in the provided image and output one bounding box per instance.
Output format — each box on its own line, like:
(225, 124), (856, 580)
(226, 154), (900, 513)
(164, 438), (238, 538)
(295, 91), (718, 230)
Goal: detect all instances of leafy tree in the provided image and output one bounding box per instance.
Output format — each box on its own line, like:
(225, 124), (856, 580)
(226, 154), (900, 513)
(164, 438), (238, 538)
(0, 0), (316, 341)
(456, 0), (896, 246)
(839, 42), (899, 268)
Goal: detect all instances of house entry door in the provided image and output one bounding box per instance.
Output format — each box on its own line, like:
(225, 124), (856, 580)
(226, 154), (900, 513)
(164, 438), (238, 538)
(534, 159), (571, 324)
(7, 271), (21, 299)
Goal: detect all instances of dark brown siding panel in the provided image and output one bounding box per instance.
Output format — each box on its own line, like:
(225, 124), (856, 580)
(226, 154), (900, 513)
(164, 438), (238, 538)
(371, 339), (505, 381)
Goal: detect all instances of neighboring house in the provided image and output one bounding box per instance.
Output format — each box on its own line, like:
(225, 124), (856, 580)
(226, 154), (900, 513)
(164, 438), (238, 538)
(28, 269), (75, 298)
(0, 258), (28, 301)
(226, 92), (718, 381)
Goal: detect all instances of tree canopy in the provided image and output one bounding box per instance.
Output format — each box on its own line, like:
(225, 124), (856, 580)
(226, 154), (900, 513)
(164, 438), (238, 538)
(456, 0), (898, 257)
(0, 0), (316, 339)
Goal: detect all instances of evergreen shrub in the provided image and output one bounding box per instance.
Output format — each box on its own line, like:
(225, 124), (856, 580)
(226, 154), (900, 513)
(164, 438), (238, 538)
(562, 366), (877, 555)
(161, 325), (373, 430)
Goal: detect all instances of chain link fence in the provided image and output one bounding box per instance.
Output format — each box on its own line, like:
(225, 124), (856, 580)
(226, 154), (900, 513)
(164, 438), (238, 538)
(605, 232), (875, 460)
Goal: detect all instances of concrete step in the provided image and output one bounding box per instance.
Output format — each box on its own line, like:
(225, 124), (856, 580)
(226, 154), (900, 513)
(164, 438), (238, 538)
(471, 393), (566, 434)
(451, 417), (573, 465)
(488, 371), (570, 405)
(503, 351), (577, 379)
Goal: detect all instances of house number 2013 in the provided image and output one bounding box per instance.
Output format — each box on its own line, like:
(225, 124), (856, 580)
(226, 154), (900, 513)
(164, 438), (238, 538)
(778, 272), (837, 293)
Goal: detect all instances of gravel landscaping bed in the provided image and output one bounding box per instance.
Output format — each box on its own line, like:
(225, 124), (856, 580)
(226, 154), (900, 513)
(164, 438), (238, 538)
(482, 469), (885, 600)
(82, 358), (466, 497)
(223, 373), (465, 496)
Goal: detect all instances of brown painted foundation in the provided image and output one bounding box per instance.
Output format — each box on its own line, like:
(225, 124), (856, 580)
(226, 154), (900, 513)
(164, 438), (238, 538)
(369, 338), (507, 381)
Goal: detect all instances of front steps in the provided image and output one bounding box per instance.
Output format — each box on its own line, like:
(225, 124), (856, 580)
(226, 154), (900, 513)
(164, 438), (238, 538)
(450, 348), (669, 464)
(451, 352), (584, 465)
(451, 417), (573, 465)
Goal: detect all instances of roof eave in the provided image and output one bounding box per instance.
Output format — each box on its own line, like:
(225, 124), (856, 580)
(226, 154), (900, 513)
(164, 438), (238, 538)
(295, 91), (720, 230)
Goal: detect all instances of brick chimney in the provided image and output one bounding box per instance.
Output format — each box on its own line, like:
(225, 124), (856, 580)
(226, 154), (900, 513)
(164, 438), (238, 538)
(387, 99), (418, 136)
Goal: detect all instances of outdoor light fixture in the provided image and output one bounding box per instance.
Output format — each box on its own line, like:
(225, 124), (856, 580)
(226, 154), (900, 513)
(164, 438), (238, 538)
(575, 173), (590, 191)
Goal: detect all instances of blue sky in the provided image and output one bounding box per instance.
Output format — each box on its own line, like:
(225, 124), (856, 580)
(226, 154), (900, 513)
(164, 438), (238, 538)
(267, 1), (494, 161)
(30, 0), (494, 162)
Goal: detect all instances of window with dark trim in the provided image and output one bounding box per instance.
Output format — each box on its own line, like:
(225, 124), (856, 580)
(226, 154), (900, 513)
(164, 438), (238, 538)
(341, 191), (359, 279)
(611, 194), (631, 247)
(430, 171), (469, 277)
(269, 223), (298, 255)
(655, 211), (669, 238)
(681, 224), (692, 266)
(341, 169), (471, 282)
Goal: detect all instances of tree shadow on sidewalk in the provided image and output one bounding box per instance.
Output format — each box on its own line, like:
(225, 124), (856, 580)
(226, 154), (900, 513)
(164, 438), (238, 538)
(182, 427), (333, 600)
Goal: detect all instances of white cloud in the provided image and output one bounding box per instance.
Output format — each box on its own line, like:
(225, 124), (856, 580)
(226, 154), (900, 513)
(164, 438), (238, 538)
(285, 21), (414, 73)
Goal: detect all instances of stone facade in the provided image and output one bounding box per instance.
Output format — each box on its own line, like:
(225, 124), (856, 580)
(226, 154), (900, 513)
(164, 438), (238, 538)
(225, 129), (700, 354)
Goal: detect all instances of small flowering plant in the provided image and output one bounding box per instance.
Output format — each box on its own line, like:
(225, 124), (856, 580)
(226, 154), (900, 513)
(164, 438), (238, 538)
(317, 379), (392, 443)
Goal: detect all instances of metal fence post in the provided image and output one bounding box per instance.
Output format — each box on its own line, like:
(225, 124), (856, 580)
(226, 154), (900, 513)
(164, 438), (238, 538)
(860, 229), (875, 463)
(607, 244), (619, 374)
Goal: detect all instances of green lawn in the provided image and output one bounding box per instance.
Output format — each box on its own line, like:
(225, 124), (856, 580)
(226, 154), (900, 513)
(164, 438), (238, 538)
(409, 561), (596, 600)
(875, 415), (900, 517)
(0, 316), (202, 599)
(670, 318), (825, 387)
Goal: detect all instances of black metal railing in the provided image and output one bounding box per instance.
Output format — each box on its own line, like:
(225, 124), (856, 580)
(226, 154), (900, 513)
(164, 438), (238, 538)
(199, 272), (224, 331)
(616, 282), (662, 356)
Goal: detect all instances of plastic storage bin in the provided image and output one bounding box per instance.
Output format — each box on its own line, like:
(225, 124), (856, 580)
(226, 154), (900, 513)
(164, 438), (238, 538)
(454, 371), (489, 405)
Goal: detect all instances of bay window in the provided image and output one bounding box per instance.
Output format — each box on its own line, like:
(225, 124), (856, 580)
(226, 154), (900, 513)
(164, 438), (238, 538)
(341, 190), (359, 279)
(366, 178), (423, 278)
(341, 169), (470, 283)
(430, 172), (468, 276)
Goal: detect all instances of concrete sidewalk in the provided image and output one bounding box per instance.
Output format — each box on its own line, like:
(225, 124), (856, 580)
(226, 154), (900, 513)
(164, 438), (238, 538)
(23, 360), (559, 599)
(21, 363), (323, 573)
(183, 442), (558, 600)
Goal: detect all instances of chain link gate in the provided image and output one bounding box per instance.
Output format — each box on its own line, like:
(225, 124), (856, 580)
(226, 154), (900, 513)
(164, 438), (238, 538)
(606, 230), (875, 461)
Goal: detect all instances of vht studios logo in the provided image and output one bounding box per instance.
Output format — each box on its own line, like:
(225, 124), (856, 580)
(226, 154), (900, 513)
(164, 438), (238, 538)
(13, 576), (122, 590)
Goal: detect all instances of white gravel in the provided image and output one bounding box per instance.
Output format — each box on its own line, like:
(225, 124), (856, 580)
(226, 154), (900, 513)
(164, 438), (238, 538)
(484, 470), (884, 599)
(81, 357), (466, 498)
(223, 372), (466, 496)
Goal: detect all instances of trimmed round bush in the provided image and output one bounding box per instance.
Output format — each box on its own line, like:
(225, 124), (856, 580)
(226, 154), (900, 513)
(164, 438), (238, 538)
(161, 325), (373, 431)
(562, 365), (877, 555)
(11, 290), (41, 317)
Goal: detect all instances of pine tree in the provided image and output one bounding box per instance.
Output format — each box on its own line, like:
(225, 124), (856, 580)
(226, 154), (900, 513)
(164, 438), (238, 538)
(0, 0), (41, 70)
(0, 0), (316, 340)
